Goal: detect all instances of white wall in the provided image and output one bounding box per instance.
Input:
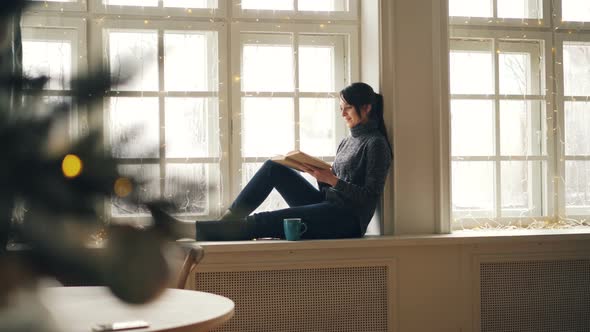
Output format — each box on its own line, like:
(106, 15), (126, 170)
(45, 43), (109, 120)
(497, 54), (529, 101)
(377, 0), (450, 235)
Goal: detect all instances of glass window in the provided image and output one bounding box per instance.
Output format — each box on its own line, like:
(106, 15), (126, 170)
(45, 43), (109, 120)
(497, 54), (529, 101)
(449, 0), (542, 19)
(23, 40), (72, 90)
(562, 0), (590, 22)
(109, 30), (158, 91)
(108, 97), (160, 158)
(450, 40), (494, 95)
(105, 0), (158, 6)
(236, 30), (349, 213)
(241, 97), (295, 157)
(450, 0), (590, 228)
(452, 161), (495, 218)
(449, 0), (492, 18)
(451, 99), (495, 156)
(450, 34), (550, 226)
(24, 1), (358, 221)
(236, 0), (353, 17)
(241, 0), (293, 11)
(165, 32), (215, 92)
(241, 34), (294, 92)
(102, 22), (222, 218)
(565, 161), (590, 215)
(298, 0), (348, 12)
(165, 98), (219, 158)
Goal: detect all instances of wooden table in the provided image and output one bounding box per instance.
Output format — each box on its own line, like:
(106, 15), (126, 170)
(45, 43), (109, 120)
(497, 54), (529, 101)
(39, 287), (234, 332)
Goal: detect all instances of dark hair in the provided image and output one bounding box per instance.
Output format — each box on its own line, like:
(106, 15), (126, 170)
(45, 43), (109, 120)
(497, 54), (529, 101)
(340, 82), (393, 157)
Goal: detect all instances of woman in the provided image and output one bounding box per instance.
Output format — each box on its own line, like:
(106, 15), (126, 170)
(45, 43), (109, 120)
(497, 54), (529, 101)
(151, 82), (392, 241)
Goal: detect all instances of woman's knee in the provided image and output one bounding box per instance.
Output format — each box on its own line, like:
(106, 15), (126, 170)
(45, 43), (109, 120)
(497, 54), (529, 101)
(262, 159), (291, 176)
(263, 159), (284, 170)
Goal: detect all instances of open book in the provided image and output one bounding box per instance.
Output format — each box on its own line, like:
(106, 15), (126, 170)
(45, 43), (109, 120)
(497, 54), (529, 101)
(270, 150), (331, 172)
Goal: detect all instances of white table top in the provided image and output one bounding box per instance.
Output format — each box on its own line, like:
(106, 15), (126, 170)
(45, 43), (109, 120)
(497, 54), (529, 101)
(39, 287), (234, 332)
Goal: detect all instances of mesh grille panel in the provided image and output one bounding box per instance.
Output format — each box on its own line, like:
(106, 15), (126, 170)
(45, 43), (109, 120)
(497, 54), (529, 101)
(480, 259), (590, 332)
(196, 266), (388, 332)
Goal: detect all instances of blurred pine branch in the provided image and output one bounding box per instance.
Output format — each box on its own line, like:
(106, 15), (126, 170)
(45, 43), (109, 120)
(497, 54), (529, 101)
(0, 0), (186, 308)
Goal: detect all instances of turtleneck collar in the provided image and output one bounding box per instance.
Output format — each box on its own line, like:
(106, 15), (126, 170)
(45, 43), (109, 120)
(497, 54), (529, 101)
(350, 118), (378, 138)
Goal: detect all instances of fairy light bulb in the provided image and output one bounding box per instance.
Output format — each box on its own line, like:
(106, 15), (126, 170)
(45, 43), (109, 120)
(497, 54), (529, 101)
(62, 154), (83, 179)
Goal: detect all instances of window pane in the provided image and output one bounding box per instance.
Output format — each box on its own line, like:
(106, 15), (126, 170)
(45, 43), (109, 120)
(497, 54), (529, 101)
(40, 96), (74, 141)
(22, 40), (72, 90)
(242, 163), (288, 213)
(300, 98), (338, 156)
(109, 97), (159, 158)
(165, 164), (210, 216)
(452, 161), (495, 218)
(241, 0), (293, 10)
(242, 98), (294, 157)
(501, 161), (544, 217)
(450, 45), (494, 94)
(563, 42), (590, 96)
(37, 96), (72, 117)
(163, 0), (214, 8)
(242, 38), (294, 92)
(111, 164), (160, 216)
(165, 31), (217, 92)
(562, 0), (590, 22)
(499, 41), (543, 95)
(500, 52), (530, 95)
(449, 0), (492, 17)
(565, 161), (590, 215)
(565, 102), (590, 156)
(165, 98), (219, 158)
(109, 30), (158, 91)
(298, 0), (347, 12)
(497, 0), (542, 19)
(500, 100), (546, 156)
(104, 0), (158, 6)
(451, 100), (495, 156)
(299, 45), (335, 92)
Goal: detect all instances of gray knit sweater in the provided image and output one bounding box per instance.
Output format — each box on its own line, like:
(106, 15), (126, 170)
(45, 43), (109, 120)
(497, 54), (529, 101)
(322, 119), (392, 234)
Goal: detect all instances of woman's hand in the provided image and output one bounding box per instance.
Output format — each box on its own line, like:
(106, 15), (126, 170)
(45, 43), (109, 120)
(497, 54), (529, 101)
(300, 164), (339, 187)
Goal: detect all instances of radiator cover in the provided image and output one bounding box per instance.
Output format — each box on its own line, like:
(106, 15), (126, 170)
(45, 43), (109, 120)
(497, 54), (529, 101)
(480, 259), (590, 332)
(196, 265), (389, 332)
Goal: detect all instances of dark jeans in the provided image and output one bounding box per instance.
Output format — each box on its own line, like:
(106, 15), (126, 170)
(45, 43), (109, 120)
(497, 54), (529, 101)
(196, 160), (361, 241)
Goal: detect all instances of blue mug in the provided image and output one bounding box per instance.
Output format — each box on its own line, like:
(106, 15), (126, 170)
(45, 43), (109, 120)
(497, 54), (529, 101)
(283, 218), (307, 241)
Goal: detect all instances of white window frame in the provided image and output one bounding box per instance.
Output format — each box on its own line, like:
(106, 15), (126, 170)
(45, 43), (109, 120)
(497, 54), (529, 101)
(28, 0), (88, 12)
(230, 22), (358, 201)
(449, 29), (554, 229)
(89, 0), (226, 18)
(90, 18), (228, 220)
(20, 16), (88, 139)
(555, 32), (590, 219)
(232, 0), (358, 21)
(554, 0), (590, 29)
(448, 0), (590, 229)
(449, 0), (550, 28)
(22, 0), (362, 225)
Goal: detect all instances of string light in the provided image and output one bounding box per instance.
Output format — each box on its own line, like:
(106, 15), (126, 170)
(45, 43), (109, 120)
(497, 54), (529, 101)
(114, 177), (133, 197)
(35, 0), (589, 229)
(62, 154), (83, 179)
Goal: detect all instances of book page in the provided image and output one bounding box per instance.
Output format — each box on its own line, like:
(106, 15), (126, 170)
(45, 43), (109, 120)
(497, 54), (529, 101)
(286, 150), (330, 170)
(270, 155), (305, 171)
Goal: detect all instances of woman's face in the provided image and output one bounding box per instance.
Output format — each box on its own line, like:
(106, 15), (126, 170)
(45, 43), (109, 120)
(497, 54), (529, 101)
(339, 98), (370, 128)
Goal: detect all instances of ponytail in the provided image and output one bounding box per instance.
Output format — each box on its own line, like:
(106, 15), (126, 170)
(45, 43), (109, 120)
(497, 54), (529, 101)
(372, 93), (393, 158)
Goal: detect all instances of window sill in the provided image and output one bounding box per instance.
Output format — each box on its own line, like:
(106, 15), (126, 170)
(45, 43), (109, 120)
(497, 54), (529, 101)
(197, 228), (590, 253)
